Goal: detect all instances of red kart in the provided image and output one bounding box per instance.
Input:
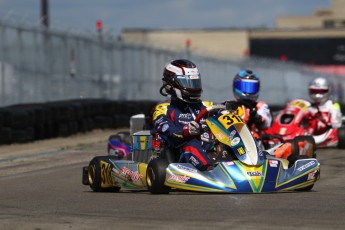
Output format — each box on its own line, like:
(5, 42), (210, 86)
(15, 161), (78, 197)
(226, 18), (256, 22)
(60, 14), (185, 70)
(264, 99), (345, 149)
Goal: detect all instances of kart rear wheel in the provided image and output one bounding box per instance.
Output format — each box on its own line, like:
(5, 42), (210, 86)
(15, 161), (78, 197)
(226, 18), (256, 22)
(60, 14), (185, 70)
(146, 158), (170, 194)
(337, 127), (345, 149)
(88, 156), (121, 192)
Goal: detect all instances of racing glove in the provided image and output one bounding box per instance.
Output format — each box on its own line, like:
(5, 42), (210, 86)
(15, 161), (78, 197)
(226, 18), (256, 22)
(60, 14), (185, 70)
(183, 121), (200, 139)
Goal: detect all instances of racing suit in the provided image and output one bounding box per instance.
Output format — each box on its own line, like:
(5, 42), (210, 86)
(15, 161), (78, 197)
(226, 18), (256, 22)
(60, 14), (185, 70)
(308, 100), (342, 135)
(152, 99), (213, 171)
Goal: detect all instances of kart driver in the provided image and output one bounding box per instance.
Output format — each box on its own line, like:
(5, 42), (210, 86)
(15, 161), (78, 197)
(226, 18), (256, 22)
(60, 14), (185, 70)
(229, 70), (272, 138)
(152, 59), (214, 171)
(307, 77), (342, 135)
(228, 69), (292, 159)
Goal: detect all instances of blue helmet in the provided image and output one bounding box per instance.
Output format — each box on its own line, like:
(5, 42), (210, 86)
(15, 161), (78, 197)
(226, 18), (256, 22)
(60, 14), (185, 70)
(233, 70), (260, 102)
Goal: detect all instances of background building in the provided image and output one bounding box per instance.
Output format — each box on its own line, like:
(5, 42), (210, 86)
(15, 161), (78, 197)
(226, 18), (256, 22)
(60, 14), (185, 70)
(121, 0), (345, 75)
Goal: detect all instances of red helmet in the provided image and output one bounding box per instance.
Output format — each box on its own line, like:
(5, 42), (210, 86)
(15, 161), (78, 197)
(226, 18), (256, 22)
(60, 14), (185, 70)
(161, 59), (202, 103)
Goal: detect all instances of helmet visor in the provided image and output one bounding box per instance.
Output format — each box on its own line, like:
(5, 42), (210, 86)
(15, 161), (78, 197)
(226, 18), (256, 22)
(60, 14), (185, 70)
(309, 88), (329, 95)
(176, 75), (202, 89)
(235, 79), (259, 94)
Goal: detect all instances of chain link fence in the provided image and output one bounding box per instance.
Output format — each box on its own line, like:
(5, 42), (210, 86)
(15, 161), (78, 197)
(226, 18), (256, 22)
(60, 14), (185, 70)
(0, 20), (344, 107)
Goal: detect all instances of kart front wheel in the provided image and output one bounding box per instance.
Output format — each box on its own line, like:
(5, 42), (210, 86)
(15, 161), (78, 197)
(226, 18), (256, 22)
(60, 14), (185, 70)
(146, 159), (170, 194)
(88, 156), (120, 192)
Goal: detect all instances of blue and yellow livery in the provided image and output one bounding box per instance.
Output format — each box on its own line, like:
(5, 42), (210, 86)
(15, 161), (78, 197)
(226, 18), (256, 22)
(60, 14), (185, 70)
(83, 104), (320, 194)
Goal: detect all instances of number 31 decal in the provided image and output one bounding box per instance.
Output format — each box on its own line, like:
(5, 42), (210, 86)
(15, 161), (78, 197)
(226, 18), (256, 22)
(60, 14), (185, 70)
(219, 114), (244, 129)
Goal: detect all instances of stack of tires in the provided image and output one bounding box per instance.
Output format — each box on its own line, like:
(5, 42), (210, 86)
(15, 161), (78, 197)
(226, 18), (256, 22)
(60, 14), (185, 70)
(0, 99), (158, 145)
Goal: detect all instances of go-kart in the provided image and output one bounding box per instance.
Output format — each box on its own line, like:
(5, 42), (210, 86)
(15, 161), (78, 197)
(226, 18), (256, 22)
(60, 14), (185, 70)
(264, 99), (345, 149)
(82, 103), (320, 194)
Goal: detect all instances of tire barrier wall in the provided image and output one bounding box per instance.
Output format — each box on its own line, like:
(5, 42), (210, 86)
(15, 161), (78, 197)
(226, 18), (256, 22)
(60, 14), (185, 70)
(0, 99), (158, 145)
(0, 99), (343, 145)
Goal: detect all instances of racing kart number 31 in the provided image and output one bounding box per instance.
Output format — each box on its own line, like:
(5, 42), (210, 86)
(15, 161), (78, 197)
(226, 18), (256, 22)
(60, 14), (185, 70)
(219, 114), (245, 129)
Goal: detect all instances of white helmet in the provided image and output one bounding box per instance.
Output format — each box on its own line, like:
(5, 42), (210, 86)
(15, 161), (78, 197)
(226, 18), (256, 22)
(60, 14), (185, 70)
(308, 77), (331, 104)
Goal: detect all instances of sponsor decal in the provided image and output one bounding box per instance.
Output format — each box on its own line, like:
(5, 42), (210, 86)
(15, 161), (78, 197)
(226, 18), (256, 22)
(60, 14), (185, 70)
(179, 113), (193, 120)
(307, 170), (318, 180)
(178, 120), (190, 125)
(237, 147), (246, 155)
(162, 124), (169, 132)
(157, 121), (167, 130)
(279, 128), (287, 135)
(202, 132), (210, 139)
(186, 68), (199, 75)
(247, 171), (262, 177)
(231, 137), (240, 146)
(189, 156), (200, 166)
(229, 130), (236, 140)
(168, 175), (190, 183)
(224, 161), (234, 166)
(254, 139), (263, 156)
(269, 160), (279, 167)
(217, 133), (226, 139)
(177, 164), (197, 173)
(290, 100), (308, 111)
(120, 167), (143, 182)
(155, 116), (164, 124)
(189, 75), (200, 79)
(173, 133), (184, 138)
(297, 161), (315, 172)
(257, 145), (263, 156)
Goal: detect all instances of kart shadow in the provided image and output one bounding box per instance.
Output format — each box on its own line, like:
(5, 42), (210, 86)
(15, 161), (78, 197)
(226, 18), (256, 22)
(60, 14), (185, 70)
(82, 189), (319, 195)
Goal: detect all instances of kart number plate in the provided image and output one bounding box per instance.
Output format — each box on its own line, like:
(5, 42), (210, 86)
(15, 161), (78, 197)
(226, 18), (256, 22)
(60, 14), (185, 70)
(218, 114), (245, 129)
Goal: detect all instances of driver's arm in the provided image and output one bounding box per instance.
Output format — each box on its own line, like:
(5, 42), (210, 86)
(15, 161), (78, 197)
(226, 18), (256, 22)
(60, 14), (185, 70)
(330, 102), (342, 128)
(256, 101), (272, 129)
(153, 114), (188, 147)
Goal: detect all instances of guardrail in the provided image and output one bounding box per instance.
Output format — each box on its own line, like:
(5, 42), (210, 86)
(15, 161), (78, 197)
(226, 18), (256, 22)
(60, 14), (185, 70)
(0, 99), (157, 145)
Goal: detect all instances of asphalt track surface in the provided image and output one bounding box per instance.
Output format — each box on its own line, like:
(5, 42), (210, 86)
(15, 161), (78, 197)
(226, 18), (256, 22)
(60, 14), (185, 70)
(0, 130), (344, 230)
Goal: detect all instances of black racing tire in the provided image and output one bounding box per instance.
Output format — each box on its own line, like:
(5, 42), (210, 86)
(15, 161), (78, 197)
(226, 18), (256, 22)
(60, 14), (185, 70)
(88, 156), (120, 192)
(146, 158), (170, 194)
(294, 155), (316, 191)
(337, 127), (345, 149)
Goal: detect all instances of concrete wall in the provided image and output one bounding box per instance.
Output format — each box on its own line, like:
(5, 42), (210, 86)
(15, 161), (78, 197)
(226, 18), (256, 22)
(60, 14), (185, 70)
(122, 30), (249, 59)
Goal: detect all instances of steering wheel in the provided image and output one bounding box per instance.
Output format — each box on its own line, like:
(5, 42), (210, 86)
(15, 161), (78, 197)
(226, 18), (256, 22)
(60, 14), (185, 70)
(195, 104), (227, 123)
(193, 104), (226, 143)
